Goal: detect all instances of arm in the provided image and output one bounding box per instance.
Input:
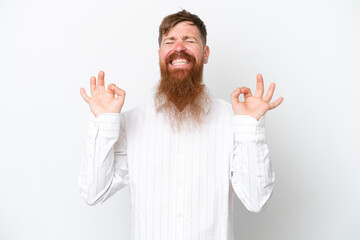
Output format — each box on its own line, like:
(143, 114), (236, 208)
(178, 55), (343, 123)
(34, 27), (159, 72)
(78, 113), (128, 206)
(230, 114), (274, 212)
(79, 71), (127, 206)
(230, 73), (283, 212)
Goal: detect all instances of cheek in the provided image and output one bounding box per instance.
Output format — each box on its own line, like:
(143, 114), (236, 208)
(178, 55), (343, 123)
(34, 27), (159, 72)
(159, 53), (166, 63)
(159, 50), (170, 62)
(187, 46), (203, 59)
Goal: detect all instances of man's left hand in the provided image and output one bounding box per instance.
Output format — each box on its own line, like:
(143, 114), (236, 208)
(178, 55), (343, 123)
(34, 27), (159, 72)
(231, 74), (284, 121)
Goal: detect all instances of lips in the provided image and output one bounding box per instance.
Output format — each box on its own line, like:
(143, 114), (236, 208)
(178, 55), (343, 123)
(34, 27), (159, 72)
(166, 52), (194, 66)
(171, 58), (190, 65)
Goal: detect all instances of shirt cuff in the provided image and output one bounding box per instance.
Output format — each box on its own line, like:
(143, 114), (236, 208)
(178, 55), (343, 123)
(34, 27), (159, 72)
(233, 114), (265, 141)
(88, 113), (122, 138)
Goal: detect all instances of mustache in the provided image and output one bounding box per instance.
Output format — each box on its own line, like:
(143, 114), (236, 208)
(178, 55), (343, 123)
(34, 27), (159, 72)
(165, 51), (196, 63)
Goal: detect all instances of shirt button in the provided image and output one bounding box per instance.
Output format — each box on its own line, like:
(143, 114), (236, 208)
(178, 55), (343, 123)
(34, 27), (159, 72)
(177, 212), (182, 217)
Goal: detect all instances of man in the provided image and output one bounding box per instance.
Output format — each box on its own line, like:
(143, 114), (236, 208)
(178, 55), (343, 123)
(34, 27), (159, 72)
(79, 10), (283, 240)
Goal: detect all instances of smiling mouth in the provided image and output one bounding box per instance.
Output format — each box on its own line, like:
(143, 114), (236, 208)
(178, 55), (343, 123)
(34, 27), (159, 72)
(170, 58), (190, 65)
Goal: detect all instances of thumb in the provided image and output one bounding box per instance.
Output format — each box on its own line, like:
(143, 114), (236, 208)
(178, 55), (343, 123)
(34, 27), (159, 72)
(114, 86), (126, 100)
(231, 88), (241, 106)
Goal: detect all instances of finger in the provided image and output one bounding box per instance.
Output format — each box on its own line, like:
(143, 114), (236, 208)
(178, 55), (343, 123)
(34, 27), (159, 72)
(254, 74), (264, 98)
(90, 76), (96, 96)
(231, 88), (241, 106)
(240, 87), (252, 100)
(80, 88), (90, 103)
(114, 87), (126, 101)
(264, 82), (276, 102)
(114, 86), (126, 97)
(107, 83), (116, 96)
(269, 97), (284, 110)
(97, 70), (106, 92)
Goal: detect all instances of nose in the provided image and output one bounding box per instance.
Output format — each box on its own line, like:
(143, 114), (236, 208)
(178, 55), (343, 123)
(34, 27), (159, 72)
(174, 41), (186, 52)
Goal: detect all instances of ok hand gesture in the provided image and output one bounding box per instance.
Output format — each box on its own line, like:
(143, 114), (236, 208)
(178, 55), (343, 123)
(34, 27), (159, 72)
(231, 74), (284, 121)
(80, 71), (126, 117)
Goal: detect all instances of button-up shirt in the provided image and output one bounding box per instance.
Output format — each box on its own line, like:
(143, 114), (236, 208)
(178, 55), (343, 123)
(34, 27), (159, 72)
(78, 96), (275, 240)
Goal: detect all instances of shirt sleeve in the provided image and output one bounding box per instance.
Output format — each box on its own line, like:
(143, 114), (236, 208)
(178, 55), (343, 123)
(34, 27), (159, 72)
(230, 114), (275, 213)
(78, 112), (129, 206)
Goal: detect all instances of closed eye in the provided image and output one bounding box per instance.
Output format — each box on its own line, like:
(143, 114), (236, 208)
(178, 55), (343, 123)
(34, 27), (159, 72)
(184, 36), (197, 43)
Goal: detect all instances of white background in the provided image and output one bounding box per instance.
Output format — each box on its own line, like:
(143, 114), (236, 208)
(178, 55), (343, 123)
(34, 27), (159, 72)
(0, 0), (359, 239)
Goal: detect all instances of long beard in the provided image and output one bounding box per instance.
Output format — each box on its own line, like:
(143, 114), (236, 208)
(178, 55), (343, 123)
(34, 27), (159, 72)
(155, 51), (209, 131)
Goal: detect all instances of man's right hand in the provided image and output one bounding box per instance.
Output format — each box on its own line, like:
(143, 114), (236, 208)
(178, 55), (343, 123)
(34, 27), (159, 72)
(80, 71), (126, 117)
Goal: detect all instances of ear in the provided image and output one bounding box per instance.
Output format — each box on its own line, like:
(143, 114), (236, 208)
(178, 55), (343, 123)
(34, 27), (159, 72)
(204, 45), (210, 64)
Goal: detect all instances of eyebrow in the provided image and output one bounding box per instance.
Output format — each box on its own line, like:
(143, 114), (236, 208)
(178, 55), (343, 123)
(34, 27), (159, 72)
(163, 35), (197, 42)
(183, 36), (196, 40)
(163, 37), (176, 41)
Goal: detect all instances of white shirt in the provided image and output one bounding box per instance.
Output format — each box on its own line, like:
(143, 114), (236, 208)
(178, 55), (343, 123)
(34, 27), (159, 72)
(78, 97), (275, 240)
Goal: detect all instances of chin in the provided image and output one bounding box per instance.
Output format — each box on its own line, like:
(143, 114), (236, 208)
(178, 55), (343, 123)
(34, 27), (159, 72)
(168, 68), (191, 80)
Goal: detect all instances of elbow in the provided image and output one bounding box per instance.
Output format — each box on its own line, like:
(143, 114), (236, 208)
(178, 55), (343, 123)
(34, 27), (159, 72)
(80, 191), (98, 206)
(78, 186), (102, 206)
(234, 182), (274, 214)
(249, 208), (262, 213)
(246, 187), (274, 213)
(241, 199), (268, 213)
(252, 208), (262, 213)
(245, 204), (263, 213)
(239, 198), (263, 213)
(83, 197), (99, 207)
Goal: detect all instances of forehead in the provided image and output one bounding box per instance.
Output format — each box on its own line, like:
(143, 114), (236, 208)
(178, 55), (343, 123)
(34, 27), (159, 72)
(164, 21), (201, 38)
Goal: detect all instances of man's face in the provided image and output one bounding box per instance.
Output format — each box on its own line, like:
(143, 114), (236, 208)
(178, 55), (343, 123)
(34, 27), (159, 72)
(155, 21), (210, 129)
(158, 21), (210, 75)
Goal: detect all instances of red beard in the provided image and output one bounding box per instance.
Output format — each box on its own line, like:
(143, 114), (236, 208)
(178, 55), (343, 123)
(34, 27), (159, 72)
(155, 51), (209, 130)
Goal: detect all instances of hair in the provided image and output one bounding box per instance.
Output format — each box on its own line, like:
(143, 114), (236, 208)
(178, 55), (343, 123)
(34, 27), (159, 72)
(158, 9), (207, 47)
(155, 50), (208, 131)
